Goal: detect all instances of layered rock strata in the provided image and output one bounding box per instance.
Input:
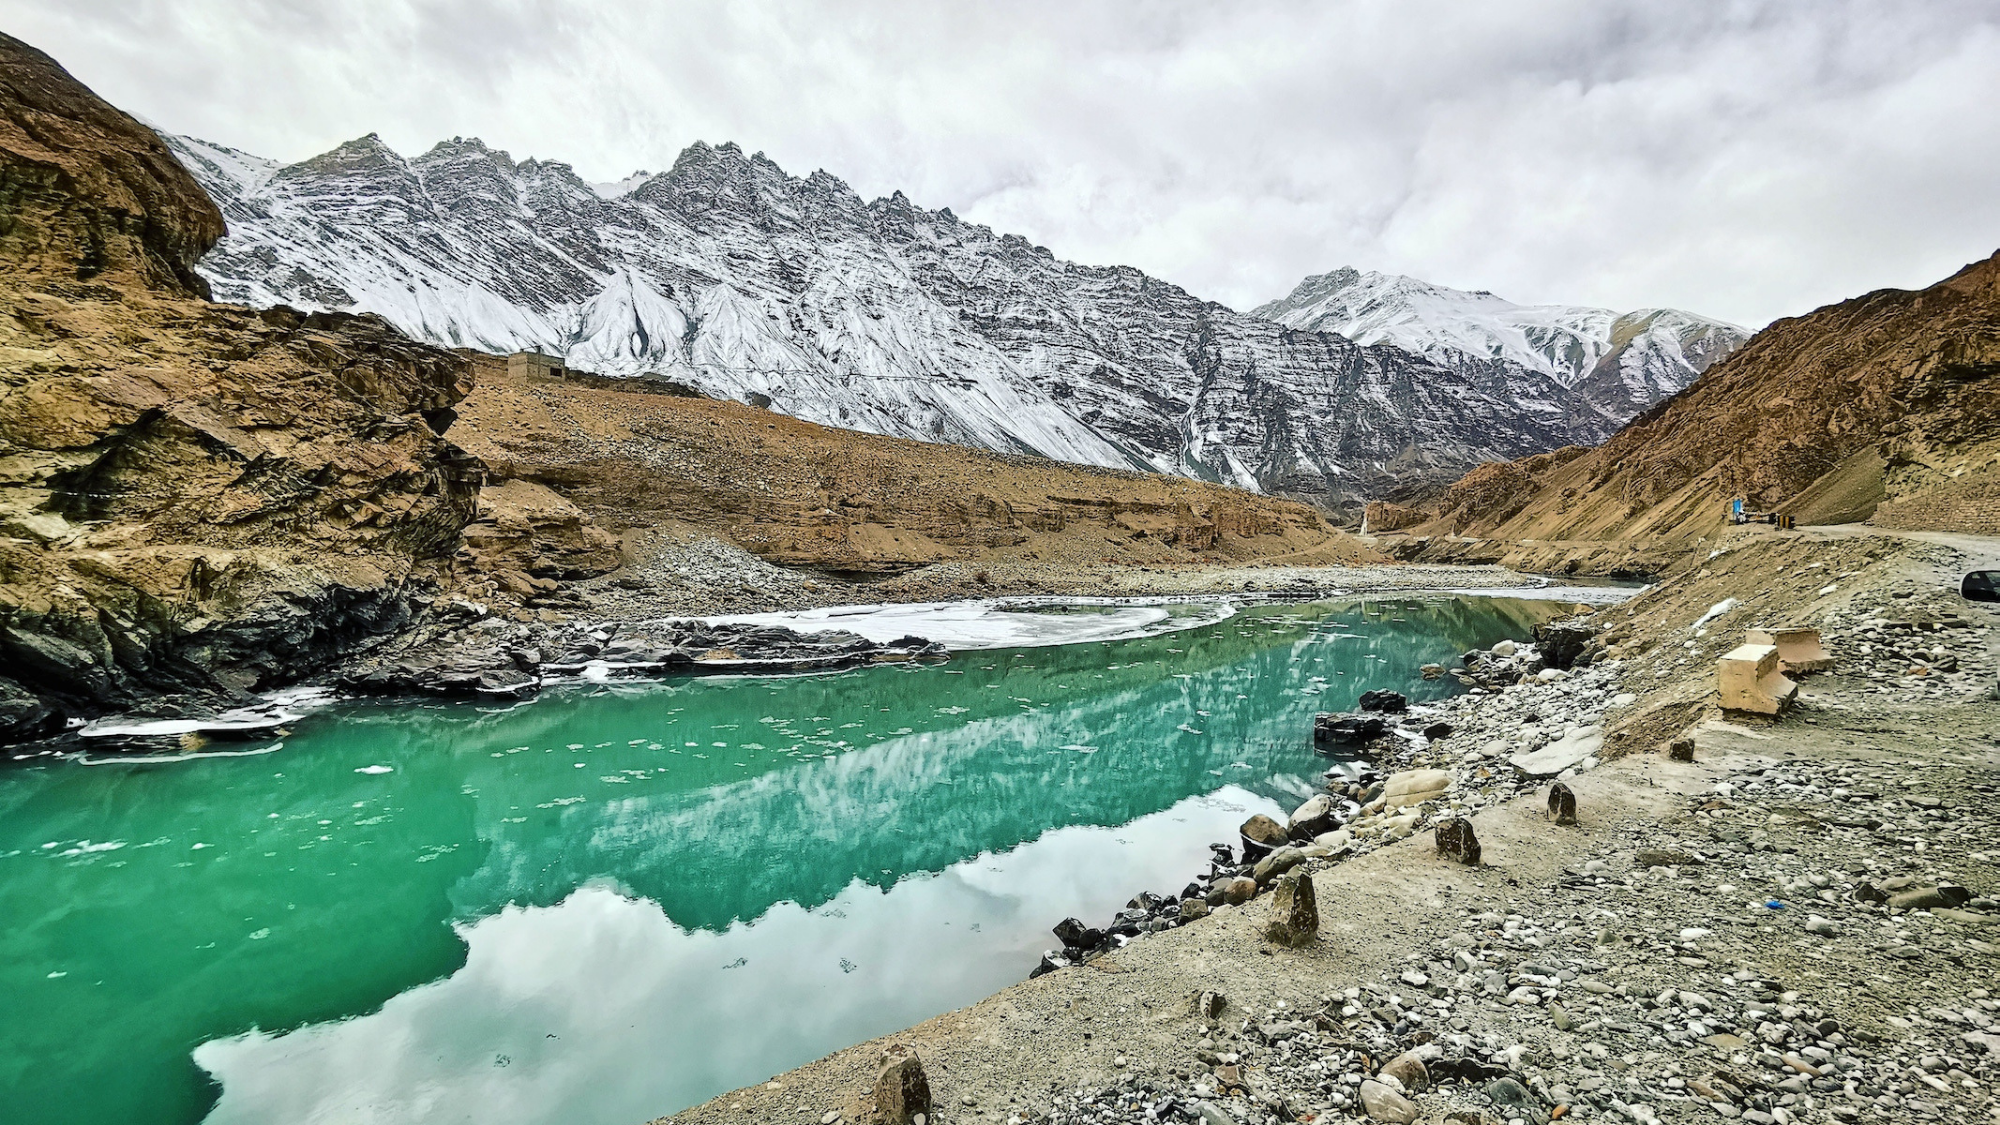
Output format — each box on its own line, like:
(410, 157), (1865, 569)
(0, 33), (487, 738)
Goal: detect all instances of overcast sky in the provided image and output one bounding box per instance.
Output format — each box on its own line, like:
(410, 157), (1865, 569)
(10, 0), (2000, 327)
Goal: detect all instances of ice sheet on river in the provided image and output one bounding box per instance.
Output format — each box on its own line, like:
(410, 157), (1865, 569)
(699, 598), (1238, 651)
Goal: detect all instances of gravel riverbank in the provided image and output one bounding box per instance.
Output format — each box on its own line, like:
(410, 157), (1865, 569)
(654, 527), (2000, 1125)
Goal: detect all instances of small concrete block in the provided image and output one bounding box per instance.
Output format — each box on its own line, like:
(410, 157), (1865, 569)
(1719, 643), (1798, 715)
(1747, 626), (1833, 674)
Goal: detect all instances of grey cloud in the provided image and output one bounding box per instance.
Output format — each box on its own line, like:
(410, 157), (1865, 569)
(6, 0), (1999, 326)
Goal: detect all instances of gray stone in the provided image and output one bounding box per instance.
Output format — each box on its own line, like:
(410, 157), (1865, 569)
(1287, 794), (1338, 840)
(1357, 1079), (1419, 1123)
(1484, 1076), (1535, 1108)
(1379, 1051), (1430, 1093)
(1510, 725), (1603, 777)
(1253, 846), (1306, 885)
(1194, 1103), (1238, 1125)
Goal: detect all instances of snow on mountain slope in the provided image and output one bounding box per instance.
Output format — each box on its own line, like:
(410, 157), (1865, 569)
(162, 131), (1676, 509)
(1251, 267), (1747, 420)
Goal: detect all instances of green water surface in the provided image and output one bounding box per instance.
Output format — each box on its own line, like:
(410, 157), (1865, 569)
(0, 596), (1556, 1125)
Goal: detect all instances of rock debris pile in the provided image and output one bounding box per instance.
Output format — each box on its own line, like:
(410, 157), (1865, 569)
(341, 607), (945, 699)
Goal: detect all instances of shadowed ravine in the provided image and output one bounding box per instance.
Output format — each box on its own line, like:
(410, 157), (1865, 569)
(0, 596), (1557, 1125)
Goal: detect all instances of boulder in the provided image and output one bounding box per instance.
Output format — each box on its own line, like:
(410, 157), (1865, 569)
(1533, 619), (1597, 670)
(1313, 829), (1354, 853)
(1053, 917), (1104, 952)
(1379, 1051), (1431, 1093)
(1239, 814), (1289, 859)
(1484, 1076), (1536, 1111)
(1200, 990), (1228, 1020)
(1287, 794), (1338, 840)
(1253, 846), (1306, 885)
(1718, 642), (1798, 715)
(1179, 897), (1210, 922)
(1263, 871), (1318, 948)
(1356, 1078), (1419, 1123)
(1746, 625), (1834, 674)
(1223, 876), (1258, 905)
(1382, 768), (1451, 809)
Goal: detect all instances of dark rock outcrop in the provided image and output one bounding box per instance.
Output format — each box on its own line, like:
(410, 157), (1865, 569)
(1314, 711), (1386, 748)
(1533, 619), (1598, 670)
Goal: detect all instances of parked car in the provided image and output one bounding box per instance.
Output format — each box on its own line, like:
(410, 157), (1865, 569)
(1964, 569), (1999, 603)
(1964, 568), (1999, 699)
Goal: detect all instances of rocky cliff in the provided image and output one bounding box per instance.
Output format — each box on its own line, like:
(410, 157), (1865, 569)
(1393, 252), (2000, 558)
(0, 32), (484, 740)
(161, 131), (1673, 512)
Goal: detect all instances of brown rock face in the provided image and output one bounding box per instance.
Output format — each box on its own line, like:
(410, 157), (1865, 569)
(1417, 253), (2000, 546)
(0, 32), (222, 296)
(0, 33), (484, 737)
(1362, 500), (1430, 534)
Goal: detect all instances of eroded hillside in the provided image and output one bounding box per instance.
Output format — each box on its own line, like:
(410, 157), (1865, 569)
(1378, 252), (2000, 573)
(447, 354), (1380, 592)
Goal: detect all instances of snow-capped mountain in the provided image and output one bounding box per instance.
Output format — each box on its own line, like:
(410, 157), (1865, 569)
(163, 131), (1706, 509)
(1251, 267), (1747, 422)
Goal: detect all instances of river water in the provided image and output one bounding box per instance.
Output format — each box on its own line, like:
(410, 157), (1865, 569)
(0, 595), (1563, 1125)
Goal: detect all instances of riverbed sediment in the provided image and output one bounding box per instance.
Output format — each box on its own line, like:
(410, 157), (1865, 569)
(653, 525), (2000, 1125)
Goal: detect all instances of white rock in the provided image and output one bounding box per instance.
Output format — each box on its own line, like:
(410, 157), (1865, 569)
(1510, 726), (1604, 778)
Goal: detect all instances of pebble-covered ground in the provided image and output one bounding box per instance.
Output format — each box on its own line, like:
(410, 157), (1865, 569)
(561, 529), (1576, 620)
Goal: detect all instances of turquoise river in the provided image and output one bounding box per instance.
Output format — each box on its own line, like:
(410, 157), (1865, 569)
(0, 595), (1564, 1125)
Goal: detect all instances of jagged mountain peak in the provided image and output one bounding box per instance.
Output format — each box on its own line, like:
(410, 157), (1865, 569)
(162, 126), (1719, 512)
(1252, 264), (1749, 420)
(278, 132), (410, 181)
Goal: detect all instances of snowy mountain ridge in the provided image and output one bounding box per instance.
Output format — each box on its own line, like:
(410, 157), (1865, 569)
(1251, 267), (1747, 422)
(162, 130), (1736, 509)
